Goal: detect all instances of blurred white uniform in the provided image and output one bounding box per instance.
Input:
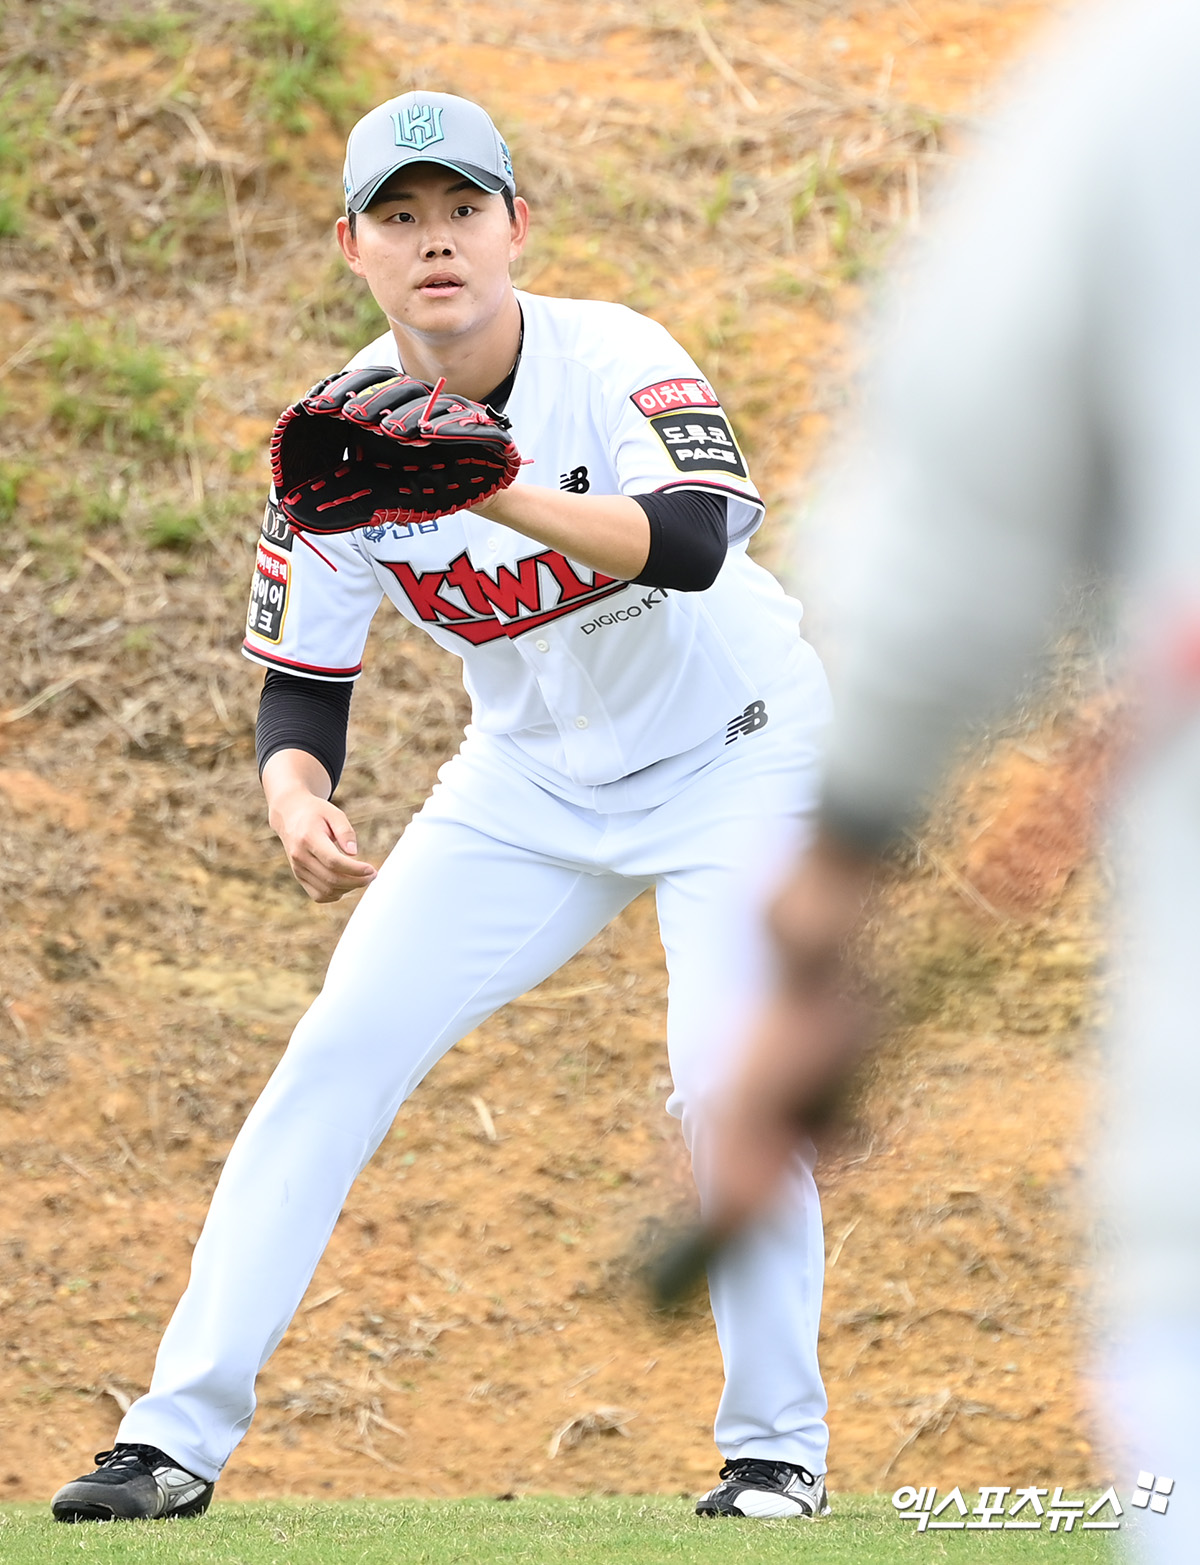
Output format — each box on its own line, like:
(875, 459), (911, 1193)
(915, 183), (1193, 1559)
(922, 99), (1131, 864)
(809, 2), (1200, 1558)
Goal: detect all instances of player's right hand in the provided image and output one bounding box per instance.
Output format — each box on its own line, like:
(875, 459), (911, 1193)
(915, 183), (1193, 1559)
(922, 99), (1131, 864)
(269, 790), (377, 903)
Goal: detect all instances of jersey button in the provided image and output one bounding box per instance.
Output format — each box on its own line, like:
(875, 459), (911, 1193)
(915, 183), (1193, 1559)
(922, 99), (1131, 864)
(574, 716), (589, 729)
(535, 639), (549, 653)
(487, 536), (499, 551)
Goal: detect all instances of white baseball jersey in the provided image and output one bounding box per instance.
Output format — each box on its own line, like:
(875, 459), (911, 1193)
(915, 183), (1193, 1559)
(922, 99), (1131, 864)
(242, 290), (804, 789)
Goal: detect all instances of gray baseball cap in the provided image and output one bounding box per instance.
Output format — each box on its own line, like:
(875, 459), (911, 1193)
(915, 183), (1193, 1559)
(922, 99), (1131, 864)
(343, 91), (515, 214)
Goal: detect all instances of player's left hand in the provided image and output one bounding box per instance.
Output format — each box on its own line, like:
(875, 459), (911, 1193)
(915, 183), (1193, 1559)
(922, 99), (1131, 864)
(271, 370), (523, 535)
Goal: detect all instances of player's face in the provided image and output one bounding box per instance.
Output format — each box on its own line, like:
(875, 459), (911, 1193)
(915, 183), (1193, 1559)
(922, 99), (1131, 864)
(335, 165), (528, 343)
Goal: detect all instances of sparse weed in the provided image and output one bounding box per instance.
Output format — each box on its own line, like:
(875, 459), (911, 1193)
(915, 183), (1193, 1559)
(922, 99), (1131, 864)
(295, 265), (385, 351)
(147, 506), (205, 551)
(767, 269), (816, 301)
(248, 0), (357, 130)
(121, 625), (155, 654)
(0, 464), (21, 524)
(84, 491), (125, 531)
(107, 3), (188, 51)
(786, 151), (877, 280)
(126, 169), (229, 272)
(250, 0), (343, 64)
(0, 194), (20, 238)
(0, 56), (65, 158)
(43, 323), (196, 457)
(702, 169), (735, 229)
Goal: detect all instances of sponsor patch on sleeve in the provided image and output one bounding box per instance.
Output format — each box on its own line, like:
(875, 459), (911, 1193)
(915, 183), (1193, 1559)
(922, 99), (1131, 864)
(630, 377), (720, 416)
(649, 412), (749, 479)
(246, 542), (290, 644)
(260, 498), (293, 551)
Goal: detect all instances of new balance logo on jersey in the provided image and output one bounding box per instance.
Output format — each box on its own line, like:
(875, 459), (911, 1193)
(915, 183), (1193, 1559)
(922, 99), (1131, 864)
(560, 466), (590, 493)
(725, 700), (768, 744)
(378, 548), (627, 645)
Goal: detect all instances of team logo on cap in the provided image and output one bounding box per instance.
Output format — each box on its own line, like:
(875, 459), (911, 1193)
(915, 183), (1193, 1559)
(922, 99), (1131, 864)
(391, 104), (445, 152)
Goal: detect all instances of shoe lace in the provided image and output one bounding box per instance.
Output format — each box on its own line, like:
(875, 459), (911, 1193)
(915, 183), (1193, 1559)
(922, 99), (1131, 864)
(93, 1443), (164, 1472)
(719, 1458), (816, 1488)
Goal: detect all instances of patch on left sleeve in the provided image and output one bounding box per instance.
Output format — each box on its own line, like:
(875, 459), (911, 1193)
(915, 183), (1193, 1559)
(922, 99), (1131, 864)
(246, 543), (290, 644)
(650, 412), (748, 479)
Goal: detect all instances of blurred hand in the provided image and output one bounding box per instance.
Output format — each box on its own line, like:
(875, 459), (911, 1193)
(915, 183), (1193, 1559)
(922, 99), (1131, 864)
(705, 832), (879, 1239)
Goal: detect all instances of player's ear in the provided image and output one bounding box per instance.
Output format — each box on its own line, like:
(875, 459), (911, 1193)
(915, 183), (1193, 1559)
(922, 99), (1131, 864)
(336, 214), (366, 277)
(508, 196), (530, 263)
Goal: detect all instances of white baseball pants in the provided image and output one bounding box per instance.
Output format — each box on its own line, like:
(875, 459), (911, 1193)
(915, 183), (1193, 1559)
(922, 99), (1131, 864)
(119, 644), (833, 1484)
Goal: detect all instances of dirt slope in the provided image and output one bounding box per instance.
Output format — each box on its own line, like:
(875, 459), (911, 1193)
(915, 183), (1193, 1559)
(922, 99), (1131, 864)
(0, 0), (1117, 1506)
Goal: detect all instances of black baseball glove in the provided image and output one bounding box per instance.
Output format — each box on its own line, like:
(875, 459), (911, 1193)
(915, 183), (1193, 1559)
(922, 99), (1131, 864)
(270, 366), (522, 535)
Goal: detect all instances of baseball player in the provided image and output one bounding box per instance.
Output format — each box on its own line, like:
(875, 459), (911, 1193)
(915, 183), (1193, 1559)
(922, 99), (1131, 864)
(51, 91), (834, 1523)
(700, 1), (1200, 1558)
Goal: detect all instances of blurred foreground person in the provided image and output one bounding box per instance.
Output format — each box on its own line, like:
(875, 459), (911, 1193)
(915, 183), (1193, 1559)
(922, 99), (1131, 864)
(710, 0), (1200, 1556)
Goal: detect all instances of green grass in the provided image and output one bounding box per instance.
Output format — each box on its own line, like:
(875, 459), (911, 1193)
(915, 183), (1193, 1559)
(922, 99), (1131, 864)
(247, 0), (358, 130)
(41, 322), (196, 458)
(106, 3), (192, 51)
(0, 462), (21, 524)
(0, 191), (22, 237)
(146, 505), (206, 552)
(0, 1497), (1125, 1564)
(293, 263), (386, 352)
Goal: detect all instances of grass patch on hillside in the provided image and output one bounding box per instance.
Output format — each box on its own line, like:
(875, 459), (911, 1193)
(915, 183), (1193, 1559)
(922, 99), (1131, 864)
(41, 324), (197, 459)
(0, 1497), (1124, 1564)
(249, 0), (359, 129)
(0, 0), (382, 574)
(1, 0), (369, 283)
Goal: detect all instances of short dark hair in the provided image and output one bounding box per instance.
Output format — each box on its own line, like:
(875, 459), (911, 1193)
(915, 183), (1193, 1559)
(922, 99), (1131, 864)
(348, 186), (516, 237)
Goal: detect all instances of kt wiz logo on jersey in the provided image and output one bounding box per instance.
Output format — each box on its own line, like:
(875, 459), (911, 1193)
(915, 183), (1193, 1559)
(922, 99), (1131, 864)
(379, 548), (627, 645)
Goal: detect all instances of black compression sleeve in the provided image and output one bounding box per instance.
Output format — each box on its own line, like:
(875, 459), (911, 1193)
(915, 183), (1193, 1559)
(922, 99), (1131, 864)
(256, 669), (353, 794)
(631, 489), (728, 592)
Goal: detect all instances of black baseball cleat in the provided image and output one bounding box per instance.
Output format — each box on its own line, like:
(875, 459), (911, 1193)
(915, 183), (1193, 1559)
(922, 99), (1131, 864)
(696, 1457), (832, 1519)
(51, 1443), (214, 1522)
